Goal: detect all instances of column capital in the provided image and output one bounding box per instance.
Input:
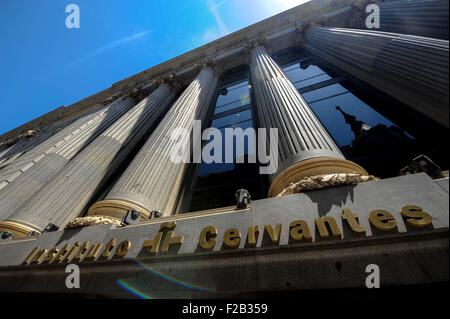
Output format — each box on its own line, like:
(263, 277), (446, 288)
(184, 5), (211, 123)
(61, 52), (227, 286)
(243, 37), (272, 55)
(294, 18), (327, 48)
(102, 91), (128, 105)
(154, 73), (182, 92)
(193, 57), (222, 77)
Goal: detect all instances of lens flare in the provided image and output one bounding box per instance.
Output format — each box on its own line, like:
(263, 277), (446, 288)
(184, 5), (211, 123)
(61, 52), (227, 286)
(132, 259), (216, 292)
(117, 279), (153, 299)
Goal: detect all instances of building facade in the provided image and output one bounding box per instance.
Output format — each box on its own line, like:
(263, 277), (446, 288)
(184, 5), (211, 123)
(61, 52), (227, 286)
(0, 0), (448, 298)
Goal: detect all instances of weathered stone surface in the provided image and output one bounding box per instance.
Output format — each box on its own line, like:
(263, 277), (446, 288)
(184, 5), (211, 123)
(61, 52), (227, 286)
(304, 27), (449, 127)
(2, 84), (176, 233)
(435, 177), (449, 193)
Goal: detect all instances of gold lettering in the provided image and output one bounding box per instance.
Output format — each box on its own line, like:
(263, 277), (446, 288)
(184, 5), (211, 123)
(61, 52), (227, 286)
(223, 228), (241, 248)
(199, 226), (218, 250)
(31, 249), (48, 264)
(44, 248), (59, 263)
(315, 216), (342, 238)
(64, 242), (81, 262)
(247, 225), (260, 246)
(143, 232), (163, 254)
(115, 240), (131, 257)
(401, 205), (432, 228)
(55, 243), (71, 263)
(85, 243), (103, 259)
(162, 231), (184, 254)
(289, 220), (312, 241)
(264, 224), (282, 244)
(74, 241), (90, 262)
(24, 247), (41, 264)
(102, 239), (116, 258)
(369, 210), (397, 232)
(342, 209), (366, 234)
(160, 221), (176, 230)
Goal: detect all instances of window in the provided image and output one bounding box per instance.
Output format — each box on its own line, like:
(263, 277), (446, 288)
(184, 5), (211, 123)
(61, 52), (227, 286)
(279, 52), (429, 178)
(183, 66), (263, 213)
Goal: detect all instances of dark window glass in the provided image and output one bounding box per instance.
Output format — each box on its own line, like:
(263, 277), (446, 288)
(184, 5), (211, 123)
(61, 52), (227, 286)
(198, 119), (255, 176)
(186, 67), (263, 212)
(301, 84), (348, 103)
(211, 109), (252, 129)
(216, 82), (250, 107)
(215, 100), (246, 115)
(293, 73), (332, 89)
(279, 52), (424, 179)
(284, 64), (326, 82)
(309, 93), (397, 147)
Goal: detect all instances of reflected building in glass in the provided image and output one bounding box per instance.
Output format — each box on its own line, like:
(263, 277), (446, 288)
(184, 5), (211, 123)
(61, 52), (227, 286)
(0, 0), (448, 298)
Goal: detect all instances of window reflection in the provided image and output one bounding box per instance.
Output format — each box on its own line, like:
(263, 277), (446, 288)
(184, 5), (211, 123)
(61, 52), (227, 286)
(216, 82), (250, 108)
(281, 54), (420, 178)
(211, 109), (252, 129)
(301, 84), (348, 103)
(187, 67), (263, 212)
(309, 93), (398, 147)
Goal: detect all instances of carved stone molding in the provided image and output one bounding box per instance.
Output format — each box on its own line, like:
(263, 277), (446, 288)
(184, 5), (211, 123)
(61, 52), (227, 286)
(193, 57), (222, 77)
(294, 16), (327, 47)
(66, 215), (123, 229)
(276, 173), (379, 197)
(244, 38), (272, 55)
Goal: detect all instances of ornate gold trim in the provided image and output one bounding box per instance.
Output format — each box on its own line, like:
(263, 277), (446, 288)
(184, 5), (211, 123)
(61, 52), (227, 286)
(88, 199), (152, 220)
(0, 220), (41, 239)
(66, 215), (123, 229)
(268, 157), (369, 197)
(276, 173), (379, 197)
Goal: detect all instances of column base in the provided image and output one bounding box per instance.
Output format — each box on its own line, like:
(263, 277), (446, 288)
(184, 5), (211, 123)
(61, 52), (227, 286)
(0, 220), (41, 239)
(88, 199), (152, 220)
(268, 157), (369, 197)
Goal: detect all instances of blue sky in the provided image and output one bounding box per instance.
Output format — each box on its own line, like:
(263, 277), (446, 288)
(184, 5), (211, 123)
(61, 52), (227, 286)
(0, 0), (308, 135)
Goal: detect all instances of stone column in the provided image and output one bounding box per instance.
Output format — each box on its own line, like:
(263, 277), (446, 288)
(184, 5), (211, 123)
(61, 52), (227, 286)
(0, 80), (177, 238)
(0, 96), (135, 222)
(378, 0), (448, 40)
(303, 27), (449, 127)
(88, 65), (219, 219)
(249, 45), (368, 197)
(0, 96), (133, 190)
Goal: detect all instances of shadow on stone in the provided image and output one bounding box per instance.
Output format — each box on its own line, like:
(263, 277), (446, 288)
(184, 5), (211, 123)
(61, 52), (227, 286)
(304, 184), (357, 217)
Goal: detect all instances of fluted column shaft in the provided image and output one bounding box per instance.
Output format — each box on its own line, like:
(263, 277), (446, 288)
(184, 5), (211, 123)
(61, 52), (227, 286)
(0, 96), (135, 221)
(0, 102), (121, 190)
(0, 83), (176, 237)
(378, 0), (449, 40)
(304, 27), (449, 127)
(250, 46), (367, 197)
(89, 67), (219, 218)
